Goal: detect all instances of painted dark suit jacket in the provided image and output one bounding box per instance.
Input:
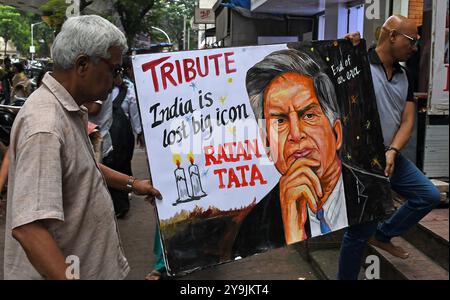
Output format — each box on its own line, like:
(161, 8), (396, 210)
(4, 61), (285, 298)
(232, 164), (393, 257)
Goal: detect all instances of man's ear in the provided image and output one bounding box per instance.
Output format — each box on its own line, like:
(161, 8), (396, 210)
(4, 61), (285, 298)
(389, 30), (397, 43)
(333, 119), (343, 151)
(75, 55), (90, 76)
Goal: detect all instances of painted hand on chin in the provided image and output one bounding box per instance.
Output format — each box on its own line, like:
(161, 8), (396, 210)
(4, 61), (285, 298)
(279, 159), (322, 244)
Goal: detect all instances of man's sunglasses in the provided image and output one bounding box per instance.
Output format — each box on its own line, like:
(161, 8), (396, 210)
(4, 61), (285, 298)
(99, 57), (123, 77)
(393, 30), (420, 48)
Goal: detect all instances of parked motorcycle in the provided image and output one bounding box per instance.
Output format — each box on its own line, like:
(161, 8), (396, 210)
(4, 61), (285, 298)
(0, 96), (25, 147)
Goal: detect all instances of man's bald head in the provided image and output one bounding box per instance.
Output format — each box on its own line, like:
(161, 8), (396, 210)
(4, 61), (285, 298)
(379, 15), (418, 42)
(378, 15), (419, 62)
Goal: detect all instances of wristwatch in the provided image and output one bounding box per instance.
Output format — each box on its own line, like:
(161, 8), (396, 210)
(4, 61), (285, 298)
(385, 146), (400, 155)
(126, 176), (137, 193)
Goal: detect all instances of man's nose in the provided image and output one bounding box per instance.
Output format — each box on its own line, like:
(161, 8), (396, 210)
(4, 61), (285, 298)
(288, 112), (305, 142)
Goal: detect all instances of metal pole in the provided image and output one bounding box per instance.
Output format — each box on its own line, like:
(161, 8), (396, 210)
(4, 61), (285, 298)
(205, 24), (207, 47)
(187, 27), (190, 50)
(151, 26), (171, 44)
(31, 23), (34, 61)
(30, 22), (44, 61)
(183, 15), (187, 50)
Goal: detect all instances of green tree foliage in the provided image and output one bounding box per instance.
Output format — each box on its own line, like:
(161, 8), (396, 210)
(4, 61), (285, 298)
(149, 0), (197, 50)
(39, 0), (155, 48)
(34, 0), (197, 51)
(0, 5), (55, 58)
(114, 0), (155, 47)
(40, 0), (69, 32)
(28, 14), (56, 58)
(40, 0), (94, 33)
(0, 5), (25, 56)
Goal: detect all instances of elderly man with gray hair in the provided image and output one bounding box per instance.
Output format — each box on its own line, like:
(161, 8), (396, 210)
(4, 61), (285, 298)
(4, 15), (161, 280)
(232, 48), (388, 257)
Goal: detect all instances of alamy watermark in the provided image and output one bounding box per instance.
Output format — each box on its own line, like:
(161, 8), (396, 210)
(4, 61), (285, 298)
(65, 255), (80, 280)
(365, 0), (381, 20)
(64, 0), (380, 20)
(66, 0), (80, 18)
(365, 254), (380, 280)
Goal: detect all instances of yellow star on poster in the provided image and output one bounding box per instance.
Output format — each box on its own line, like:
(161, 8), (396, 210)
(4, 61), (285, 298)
(228, 126), (237, 136)
(228, 78), (234, 84)
(371, 157), (383, 169)
(219, 96), (227, 105)
(343, 114), (349, 125)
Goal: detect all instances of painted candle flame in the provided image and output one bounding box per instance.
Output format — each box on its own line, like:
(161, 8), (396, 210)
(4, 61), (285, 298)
(187, 152), (195, 165)
(173, 153), (182, 168)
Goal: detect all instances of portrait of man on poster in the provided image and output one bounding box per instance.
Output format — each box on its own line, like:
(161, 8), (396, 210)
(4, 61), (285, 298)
(232, 48), (390, 256)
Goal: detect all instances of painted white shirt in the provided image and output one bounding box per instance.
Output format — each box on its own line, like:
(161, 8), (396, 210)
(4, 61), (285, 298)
(307, 174), (348, 237)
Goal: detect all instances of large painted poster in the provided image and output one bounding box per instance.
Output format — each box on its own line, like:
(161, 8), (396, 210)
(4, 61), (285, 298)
(132, 40), (393, 276)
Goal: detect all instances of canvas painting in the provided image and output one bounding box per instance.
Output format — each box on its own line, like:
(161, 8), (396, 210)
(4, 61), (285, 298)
(132, 40), (393, 276)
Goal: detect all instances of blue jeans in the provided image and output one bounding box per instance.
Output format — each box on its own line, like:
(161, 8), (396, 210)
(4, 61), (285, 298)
(337, 154), (441, 280)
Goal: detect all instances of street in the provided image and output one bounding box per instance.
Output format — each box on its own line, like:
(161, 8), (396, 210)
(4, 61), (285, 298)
(0, 148), (317, 280)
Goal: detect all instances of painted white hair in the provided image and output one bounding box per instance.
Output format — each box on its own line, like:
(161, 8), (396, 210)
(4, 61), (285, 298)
(51, 15), (128, 70)
(246, 49), (340, 128)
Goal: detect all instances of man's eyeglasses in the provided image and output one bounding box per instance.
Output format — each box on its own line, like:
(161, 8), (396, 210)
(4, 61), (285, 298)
(393, 30), (420, 48)
(99, 57), (123, 77)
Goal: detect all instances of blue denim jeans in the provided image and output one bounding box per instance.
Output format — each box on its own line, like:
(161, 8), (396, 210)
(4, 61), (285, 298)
(337, 154), (441, 280)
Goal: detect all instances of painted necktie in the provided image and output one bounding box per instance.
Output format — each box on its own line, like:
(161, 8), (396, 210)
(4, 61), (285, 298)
(316, 208), (331, 234)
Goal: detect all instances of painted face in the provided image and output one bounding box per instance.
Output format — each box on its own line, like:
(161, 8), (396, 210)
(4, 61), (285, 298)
(263, 72), (342, 179)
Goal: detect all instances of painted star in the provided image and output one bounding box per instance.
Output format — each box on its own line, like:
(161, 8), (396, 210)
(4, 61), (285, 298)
(219, 96), (227, 105)
(343, 114), (350, 125)
(184, 114), (192, 123)
(201, 168), (210, 177)
(189, 82), (198, 91)
(228, 126), (237, 136)
(371, 157), (383, 169)
(228, 78), (234, 84)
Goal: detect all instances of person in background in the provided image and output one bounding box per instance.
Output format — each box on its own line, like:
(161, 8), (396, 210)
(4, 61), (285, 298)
(1, 57), (13, 104)
(86, 96), (113, 161)
(11, 62), (31, 99)
(101, 66), (142, 218)
(145, 226), (167, 280)
(120, 57), (166, 279)
(121, 56), (145, 147)
(338, 16), (441, 280)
